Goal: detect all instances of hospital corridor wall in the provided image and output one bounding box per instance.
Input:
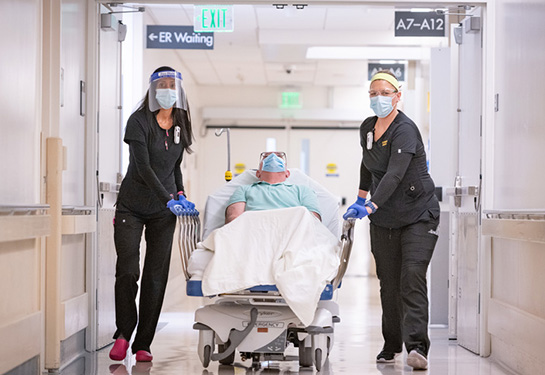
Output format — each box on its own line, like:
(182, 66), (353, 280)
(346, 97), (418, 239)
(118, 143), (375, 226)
(1, 1), (545, 375)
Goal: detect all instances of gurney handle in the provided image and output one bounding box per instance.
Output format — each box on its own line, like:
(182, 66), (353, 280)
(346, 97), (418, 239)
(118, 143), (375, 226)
(345, 208), (357, 218)
(331, 219), (355, 289)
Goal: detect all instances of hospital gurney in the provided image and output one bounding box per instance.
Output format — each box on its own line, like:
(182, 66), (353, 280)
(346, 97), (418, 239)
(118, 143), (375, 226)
(178, 169), (355, 371)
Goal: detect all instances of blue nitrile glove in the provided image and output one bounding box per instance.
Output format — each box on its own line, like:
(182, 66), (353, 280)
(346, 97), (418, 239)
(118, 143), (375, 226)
(167, 199), (184, 216)
(343, 196), (368, 220)
(177, 195), (195, 210)
(171, 195), (200, 216)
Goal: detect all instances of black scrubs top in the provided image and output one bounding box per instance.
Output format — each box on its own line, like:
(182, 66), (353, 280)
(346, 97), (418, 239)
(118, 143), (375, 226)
(359, 111), (439, 229)
(117, 109), (185, 215)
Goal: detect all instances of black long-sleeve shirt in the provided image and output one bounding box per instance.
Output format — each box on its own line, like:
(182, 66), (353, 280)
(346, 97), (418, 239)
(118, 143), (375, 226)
(359, 111), (439, 228)
(117, 109), (185, 215)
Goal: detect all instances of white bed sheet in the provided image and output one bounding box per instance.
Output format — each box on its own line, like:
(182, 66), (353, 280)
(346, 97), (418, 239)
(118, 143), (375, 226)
(191, 206), (341, 327)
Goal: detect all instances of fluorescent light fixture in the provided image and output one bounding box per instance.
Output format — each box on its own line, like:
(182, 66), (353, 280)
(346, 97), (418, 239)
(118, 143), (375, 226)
(306, 46), (430, 61)
(377, 60), (408, 64)
(410, 8), (434, 12)
(306, 47), (366, 60)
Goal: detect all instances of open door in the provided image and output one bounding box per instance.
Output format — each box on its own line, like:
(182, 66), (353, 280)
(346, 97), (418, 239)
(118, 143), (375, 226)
(448, 7), (483, 354)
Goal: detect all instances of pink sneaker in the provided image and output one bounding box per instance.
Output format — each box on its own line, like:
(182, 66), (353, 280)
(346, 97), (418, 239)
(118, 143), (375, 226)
(109, 338), (130, 361)
(135, 350), (153, 362)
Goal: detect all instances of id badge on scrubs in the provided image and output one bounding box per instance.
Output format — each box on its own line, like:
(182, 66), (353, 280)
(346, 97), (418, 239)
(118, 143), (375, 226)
(174, 126), (180, 144)
(366, 131), (373, 150)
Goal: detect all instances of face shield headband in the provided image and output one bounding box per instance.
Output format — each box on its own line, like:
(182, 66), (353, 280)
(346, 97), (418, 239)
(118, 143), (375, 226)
(148, 70), (188, 112)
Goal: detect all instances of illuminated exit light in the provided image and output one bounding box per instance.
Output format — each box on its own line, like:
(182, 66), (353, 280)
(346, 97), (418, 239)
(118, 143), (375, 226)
(194, 5), (234, 32)
(280, 92), (302, 109)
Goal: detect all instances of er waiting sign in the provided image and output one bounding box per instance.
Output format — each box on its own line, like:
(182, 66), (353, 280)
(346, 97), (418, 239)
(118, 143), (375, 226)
(194, 5), (234, 32)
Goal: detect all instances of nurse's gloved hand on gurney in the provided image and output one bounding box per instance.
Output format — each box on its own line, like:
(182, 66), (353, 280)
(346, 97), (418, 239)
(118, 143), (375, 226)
(167, 196), (199, 216)
(343, 197), (377, 220)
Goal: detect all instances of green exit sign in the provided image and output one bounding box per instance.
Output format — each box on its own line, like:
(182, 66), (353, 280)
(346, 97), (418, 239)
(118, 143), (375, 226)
(280, 92), (302, 109)
(194, 5), (234, 32)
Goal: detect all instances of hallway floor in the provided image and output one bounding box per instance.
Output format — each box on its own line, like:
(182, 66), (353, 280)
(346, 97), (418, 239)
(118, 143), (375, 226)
(80, 275), (513, 375)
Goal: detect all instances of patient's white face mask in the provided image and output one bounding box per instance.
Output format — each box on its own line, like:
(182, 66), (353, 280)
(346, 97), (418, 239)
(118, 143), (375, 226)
(261, 153), (286, 172)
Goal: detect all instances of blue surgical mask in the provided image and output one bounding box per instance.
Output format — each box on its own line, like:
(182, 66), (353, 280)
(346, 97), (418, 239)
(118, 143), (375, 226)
(262, 153), (285, 172)
(370, 95), (394, 118)
(155, 89), (177, 109)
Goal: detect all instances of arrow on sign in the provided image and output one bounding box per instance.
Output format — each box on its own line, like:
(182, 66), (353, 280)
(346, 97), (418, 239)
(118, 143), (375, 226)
(148, 33), (158, 41)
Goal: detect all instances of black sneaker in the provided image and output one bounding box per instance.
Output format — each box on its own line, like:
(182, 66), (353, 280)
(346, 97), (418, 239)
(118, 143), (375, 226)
(407, 349), (428, 370)
(376, 350), (401, 363)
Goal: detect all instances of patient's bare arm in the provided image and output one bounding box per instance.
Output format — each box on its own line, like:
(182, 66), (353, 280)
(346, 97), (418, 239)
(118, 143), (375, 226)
(311, 211), (321, 221)
(225, 202), (246, 224)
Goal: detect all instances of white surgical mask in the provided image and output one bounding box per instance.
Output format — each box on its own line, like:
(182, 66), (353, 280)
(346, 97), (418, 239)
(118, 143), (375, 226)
(155, 89), (177, 109)
(370, 95), (394, 118)
(262, 153), (286, 172)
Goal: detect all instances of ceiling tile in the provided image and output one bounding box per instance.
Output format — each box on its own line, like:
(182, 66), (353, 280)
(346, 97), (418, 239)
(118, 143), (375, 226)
(255, 6), (327, 30)
(324, 6), (395, 31)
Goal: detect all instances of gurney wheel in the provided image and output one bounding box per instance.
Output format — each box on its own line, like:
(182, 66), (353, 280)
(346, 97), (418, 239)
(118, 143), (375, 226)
(218, 343), (235, 365)
(314, 348), (323, 371)
(298, 344), (313, 367)
(202, 344), (212, 368)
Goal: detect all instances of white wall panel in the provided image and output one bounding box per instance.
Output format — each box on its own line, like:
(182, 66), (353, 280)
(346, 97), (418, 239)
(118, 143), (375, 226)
(494, 0), (545, 209)
(0, 0), (41, 205)
(0, 1), (44, 373)
(60, 234), (86, 301)
(487, 2), (545, 373)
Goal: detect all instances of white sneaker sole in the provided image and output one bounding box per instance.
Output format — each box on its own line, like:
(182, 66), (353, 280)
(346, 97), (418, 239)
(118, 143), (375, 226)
(376, 352), (401, 363)
(407, 350), (428, 370)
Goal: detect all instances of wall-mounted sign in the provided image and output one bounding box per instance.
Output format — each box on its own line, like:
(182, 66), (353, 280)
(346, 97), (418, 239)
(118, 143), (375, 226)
(146, 25), (214, 50)
(394, 11), (445, 37)
(194, 5), (234, 32)
(234, 163), (246, 176)
(368, 63), (406, 81)
(326, 163), (339, 177)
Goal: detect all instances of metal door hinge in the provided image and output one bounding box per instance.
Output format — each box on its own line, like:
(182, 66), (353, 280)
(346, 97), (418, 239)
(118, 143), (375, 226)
(494, 94), (499, 112)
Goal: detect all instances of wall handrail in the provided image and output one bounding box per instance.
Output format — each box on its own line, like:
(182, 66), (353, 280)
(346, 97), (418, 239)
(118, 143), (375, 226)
(61, 206), (95, 215)
(483, 210), (545, 221)
(483, 212), (545, 244)
(0, 204), (49, 215)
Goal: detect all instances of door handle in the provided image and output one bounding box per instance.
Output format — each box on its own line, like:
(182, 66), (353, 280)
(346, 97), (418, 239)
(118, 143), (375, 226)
(445, 182), (479, 208)
(445, 186), (479, 197)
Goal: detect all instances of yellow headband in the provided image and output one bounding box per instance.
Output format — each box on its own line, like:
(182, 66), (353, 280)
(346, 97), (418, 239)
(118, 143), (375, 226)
(370, 72), (400, 91)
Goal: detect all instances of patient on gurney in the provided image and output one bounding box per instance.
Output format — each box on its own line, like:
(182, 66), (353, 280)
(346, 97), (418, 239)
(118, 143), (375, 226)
(187, 152), (341, 326)
(225, 151), (321, 223)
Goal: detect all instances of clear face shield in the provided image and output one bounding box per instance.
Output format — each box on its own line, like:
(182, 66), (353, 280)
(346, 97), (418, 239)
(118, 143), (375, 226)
(259, 151), (287, 172)
(148, 70), (188, 112)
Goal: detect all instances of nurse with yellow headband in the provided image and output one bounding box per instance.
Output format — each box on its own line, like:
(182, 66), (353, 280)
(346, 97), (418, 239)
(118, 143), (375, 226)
(344, 70), (440, 370)
(369, 71), (401, 118)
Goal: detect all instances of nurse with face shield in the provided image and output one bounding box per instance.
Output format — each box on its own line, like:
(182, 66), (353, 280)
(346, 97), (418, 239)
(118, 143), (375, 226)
(109, 66), (196, 363)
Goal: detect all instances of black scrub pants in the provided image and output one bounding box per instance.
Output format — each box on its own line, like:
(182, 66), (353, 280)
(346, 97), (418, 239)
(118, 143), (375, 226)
(113, 205), (177, 354)
(370, 217), (439, 356)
